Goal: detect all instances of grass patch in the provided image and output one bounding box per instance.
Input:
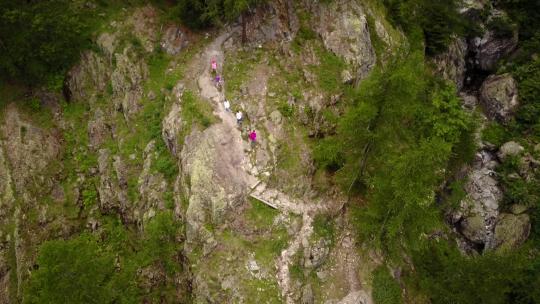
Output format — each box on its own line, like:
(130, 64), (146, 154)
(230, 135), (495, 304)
(312, 46), (346, 94)
(372, 266), (403, 304)
(181, 90), (216, 130)
(242, 278), (282, 303)
(482, 121), (513, 146)
(246, 197), (280, 228)
(222, 48), (264, 100)
(313, 214), (335, 241)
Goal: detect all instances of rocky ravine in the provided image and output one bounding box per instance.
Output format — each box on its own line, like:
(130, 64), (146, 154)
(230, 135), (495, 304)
(434, 2), (531, 253)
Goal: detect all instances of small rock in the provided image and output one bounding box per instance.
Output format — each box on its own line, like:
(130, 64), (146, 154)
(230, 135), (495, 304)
(498, 141), (524, 160)
(247, 260), (260, 273)
(341, 69), (354, 84)
(268, 92), (276, 98)
(147, 90), (156, 100)
(301, 284), (314, 304)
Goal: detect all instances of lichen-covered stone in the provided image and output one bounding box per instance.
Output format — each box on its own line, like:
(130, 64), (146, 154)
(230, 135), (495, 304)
(494, 213), (530, 251)
(313, 0), (376, 81)
(480, 74), (519, 123)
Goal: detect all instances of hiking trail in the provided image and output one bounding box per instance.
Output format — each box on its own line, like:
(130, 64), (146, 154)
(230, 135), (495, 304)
(192, 29), (333, 303)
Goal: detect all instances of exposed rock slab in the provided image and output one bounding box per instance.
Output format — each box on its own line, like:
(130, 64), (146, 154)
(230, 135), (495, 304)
(313, 0), (376, 81)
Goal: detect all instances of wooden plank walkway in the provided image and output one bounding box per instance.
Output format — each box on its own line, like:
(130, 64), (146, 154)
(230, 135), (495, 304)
(249, 194), (278, 209)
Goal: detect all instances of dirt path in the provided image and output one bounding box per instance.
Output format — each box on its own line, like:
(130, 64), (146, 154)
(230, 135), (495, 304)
(193, 29), (331, 304)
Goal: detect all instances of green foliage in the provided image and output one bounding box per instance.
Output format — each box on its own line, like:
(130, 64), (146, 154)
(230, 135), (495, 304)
(513, 58), (540, 135)
(25, 212), (186, 303)
(382, 0), (471, 55)
(487, 16), (516, 39)
(81, 187), (98, 208)
(312, 47), (346, 94)
(173, 0), (266, 28)
(140, 211), (184, 274)
(497, 155), (540, 211)
(372, 266), (402, 304)
(0, 0), (92, 85)
(412, 241), (540, 304)
(277, 101), (294, 118)
(482, 121), (512, 146)
(316, 52), (473, 258)
(182, 90), (216, 129)
(247, 197), (280, 228)
(24, 234), (115, 304)
(312, 214), (335, 241)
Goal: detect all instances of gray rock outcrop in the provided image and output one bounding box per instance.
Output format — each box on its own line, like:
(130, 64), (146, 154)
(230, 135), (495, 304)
(65, 51), (110, 102)
(161, 25), (189, 55)
(313, 0), (376, 81)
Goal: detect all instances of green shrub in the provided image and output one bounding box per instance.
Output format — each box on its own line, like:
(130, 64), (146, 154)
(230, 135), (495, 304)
(277, 101), (294, 118)
(372, 266), (402, 304)
(487, 17), (516, 38)
(0, 0), (92, 85)
(312, 214), (335, 241)
(412, 241), (538, 304)
(24, 235), (115, 304)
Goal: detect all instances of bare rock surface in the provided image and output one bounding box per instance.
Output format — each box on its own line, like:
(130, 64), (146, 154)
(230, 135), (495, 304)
(313, 0), (376, 81)
(161, 24), (189, 55)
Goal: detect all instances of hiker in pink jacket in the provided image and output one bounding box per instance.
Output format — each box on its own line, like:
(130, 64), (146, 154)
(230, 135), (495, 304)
(249, 130), (257, 148)
(211, 58), (217, 74)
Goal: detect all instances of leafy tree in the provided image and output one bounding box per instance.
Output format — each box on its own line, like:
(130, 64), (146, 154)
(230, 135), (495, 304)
(0, 0), (91, 85)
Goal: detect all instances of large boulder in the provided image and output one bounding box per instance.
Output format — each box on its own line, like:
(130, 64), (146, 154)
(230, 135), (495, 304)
(480, 74), (518, 123)
(460, 215), (487, 244)
(180, 124), (254, 246)
(494, 213), (530, 250)
(313, 0), (376, 81)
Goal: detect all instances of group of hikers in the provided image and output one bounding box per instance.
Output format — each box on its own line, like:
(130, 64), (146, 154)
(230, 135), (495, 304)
(211, 58), (257, 146)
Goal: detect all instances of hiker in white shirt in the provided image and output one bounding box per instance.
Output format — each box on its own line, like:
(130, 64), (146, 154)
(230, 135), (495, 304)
(235, 111), (243, 126)
(223, 99), (231, 112)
